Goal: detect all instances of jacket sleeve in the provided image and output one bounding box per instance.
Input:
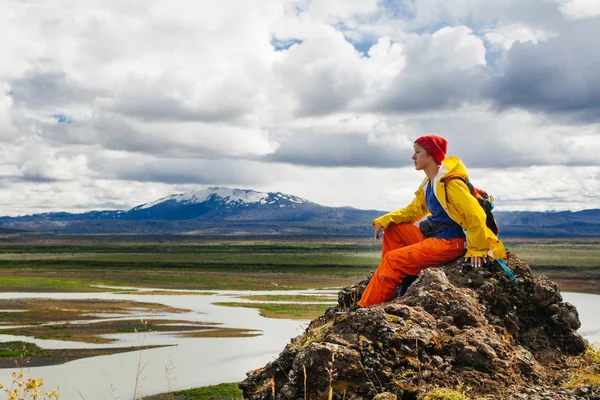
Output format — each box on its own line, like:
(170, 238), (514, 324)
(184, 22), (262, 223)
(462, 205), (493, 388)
(445, 179), (490, 257)
(372, 195), (427, 229)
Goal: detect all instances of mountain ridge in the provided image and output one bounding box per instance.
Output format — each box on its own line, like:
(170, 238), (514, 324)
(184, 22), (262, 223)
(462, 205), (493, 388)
(0, 187), (598, 237)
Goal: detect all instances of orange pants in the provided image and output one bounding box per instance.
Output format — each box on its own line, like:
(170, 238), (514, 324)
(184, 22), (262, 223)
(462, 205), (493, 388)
(358, 223), (466, 307)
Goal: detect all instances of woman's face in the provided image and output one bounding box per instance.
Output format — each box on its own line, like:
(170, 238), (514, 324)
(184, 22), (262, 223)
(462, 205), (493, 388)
(412, 143), (434, 171)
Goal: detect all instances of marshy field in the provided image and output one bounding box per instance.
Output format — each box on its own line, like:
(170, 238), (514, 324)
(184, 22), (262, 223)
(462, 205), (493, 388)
(0, 234), (598, 294)
(0, 234), (598, 399)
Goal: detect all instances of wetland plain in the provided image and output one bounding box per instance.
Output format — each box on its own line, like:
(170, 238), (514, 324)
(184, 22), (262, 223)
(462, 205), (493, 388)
(0, 234), (597, 398)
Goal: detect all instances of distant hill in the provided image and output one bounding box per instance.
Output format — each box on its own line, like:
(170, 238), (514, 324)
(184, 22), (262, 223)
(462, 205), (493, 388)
(0, 227), (28, 234)
(495, 209), (600, 237)
(0, 187), (598, 237)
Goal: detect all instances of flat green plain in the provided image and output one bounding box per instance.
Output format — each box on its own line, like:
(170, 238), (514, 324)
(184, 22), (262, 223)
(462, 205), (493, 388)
(503, 238), (600, 269)
(502, 238), (600, 293)
(0, 235), (598, 293)
(0, 235), (380, 292)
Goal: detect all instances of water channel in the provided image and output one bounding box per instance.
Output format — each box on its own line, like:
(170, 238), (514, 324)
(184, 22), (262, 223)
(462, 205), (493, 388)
(0, 290), (597, 399)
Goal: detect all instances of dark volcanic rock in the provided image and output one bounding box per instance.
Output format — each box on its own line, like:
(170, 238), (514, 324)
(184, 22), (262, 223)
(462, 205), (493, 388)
(240, 253), (596, 400)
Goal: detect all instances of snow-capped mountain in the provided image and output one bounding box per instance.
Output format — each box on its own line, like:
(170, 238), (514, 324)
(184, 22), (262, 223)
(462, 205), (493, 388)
(0, 187), (380, 234)
(123, 187), (322, 221)
(1, 187), (598, 237)
(132, 187), (309, 211)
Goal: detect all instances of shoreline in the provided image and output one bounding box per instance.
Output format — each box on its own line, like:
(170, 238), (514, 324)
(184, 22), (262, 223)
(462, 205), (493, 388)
(0, 282), (595, 367)
(0, 285), (597, 399)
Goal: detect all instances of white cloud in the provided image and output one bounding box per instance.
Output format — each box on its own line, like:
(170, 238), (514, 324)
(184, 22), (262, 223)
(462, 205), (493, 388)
(556, 0), (600, 19)
(373, 26), (489, 113)
(300, 0), (379, 21)
(0, 82), (18, 140)
(484, 24), (556, 50)
(0, 0), (599, 216)
(367, 120), (415, 152)
(399, 105), (600, 168)
(131, 120), (279, 158)
(479, 165), (600, 211)
(426, 26), (487, 69)
(272, 27), (366, 116)
(364, 37), (407, 91)
(486, 22), (600, 119)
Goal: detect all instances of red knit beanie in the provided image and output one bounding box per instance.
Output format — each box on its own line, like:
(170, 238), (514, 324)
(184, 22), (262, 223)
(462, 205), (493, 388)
(414, 135), (448, 165)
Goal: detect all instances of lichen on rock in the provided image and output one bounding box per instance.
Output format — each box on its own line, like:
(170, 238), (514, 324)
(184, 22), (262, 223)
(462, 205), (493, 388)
(240, 253), (598, 400)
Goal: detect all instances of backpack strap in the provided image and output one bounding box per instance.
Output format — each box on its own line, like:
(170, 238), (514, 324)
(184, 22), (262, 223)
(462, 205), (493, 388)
(496, 259), (516, 281)
(440, 175), (473, 204)
(442, 175), (500, 236)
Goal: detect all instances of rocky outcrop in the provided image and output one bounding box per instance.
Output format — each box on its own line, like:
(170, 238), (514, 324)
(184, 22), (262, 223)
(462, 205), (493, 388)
(240, 253), (599, 400)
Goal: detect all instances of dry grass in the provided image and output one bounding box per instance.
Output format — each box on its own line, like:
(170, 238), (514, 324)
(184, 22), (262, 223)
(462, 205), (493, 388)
(563, 344), (600, 389)
(422, 384), (487, 400)
(288, 321), (333, 350)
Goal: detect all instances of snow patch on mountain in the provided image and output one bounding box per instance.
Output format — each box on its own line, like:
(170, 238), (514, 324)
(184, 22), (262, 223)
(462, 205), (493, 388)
(134, 187), (309, 210)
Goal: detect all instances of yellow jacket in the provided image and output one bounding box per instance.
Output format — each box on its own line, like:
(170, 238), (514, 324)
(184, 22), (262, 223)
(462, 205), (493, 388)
(373, 156), (506, 259)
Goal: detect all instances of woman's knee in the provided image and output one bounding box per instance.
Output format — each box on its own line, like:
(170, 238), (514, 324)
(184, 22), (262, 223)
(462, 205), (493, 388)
(380, 252), (410, 276)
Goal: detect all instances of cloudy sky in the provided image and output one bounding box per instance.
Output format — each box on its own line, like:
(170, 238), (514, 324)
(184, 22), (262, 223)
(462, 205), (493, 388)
(1, 0), (599, 216)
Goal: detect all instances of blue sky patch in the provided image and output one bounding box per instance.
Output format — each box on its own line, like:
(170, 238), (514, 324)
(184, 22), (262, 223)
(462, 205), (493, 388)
(381, 0), (415, 20)
(351, 39), (377, 56)
(332, 21), (378, 56)
(52, 114), (73, 124)
(485, 49), (503, 74)
(271, 37), (303, 51)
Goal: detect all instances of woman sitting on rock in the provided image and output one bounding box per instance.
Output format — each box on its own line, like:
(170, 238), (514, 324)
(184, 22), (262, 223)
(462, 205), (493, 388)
(358, 135), (506, 308)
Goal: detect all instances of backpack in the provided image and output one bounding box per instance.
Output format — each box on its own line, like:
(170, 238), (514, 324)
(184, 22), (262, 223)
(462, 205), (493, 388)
(441, 175), (500, 236)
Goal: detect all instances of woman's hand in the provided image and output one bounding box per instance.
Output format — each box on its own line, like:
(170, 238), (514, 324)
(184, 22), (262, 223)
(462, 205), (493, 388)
(466, 256), (485, 268)
(374, 223), (385, 240)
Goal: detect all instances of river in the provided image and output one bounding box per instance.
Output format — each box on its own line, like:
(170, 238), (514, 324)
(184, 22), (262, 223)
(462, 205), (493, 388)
(0, 290), (597, 399)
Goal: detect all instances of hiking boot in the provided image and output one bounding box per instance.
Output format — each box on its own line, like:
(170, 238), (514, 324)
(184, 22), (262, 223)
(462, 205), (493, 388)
(397, 275), (418, 297)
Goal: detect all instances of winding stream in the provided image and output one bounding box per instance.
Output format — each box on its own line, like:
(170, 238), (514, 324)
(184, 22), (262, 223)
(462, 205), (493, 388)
(0, 290), (597, 399)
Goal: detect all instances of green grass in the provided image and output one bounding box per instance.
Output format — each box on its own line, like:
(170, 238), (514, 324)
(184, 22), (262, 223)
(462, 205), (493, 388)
(172, 382), (242, 399)
(0, 341), (51, 358)
(0, 236), (597, 293)
(0, 241), (380, 255)
(0, 252), (379, 271)
(0, 326), (72, 341)
(0, 240), (381, 269)
(504, 239), (600, 269)
(0, 276), (112, 292)
(213, 302), (333, 319)
(237, 294), (336, 302)
(0, 311), (32, 320)
(0, 239), (381, 291)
